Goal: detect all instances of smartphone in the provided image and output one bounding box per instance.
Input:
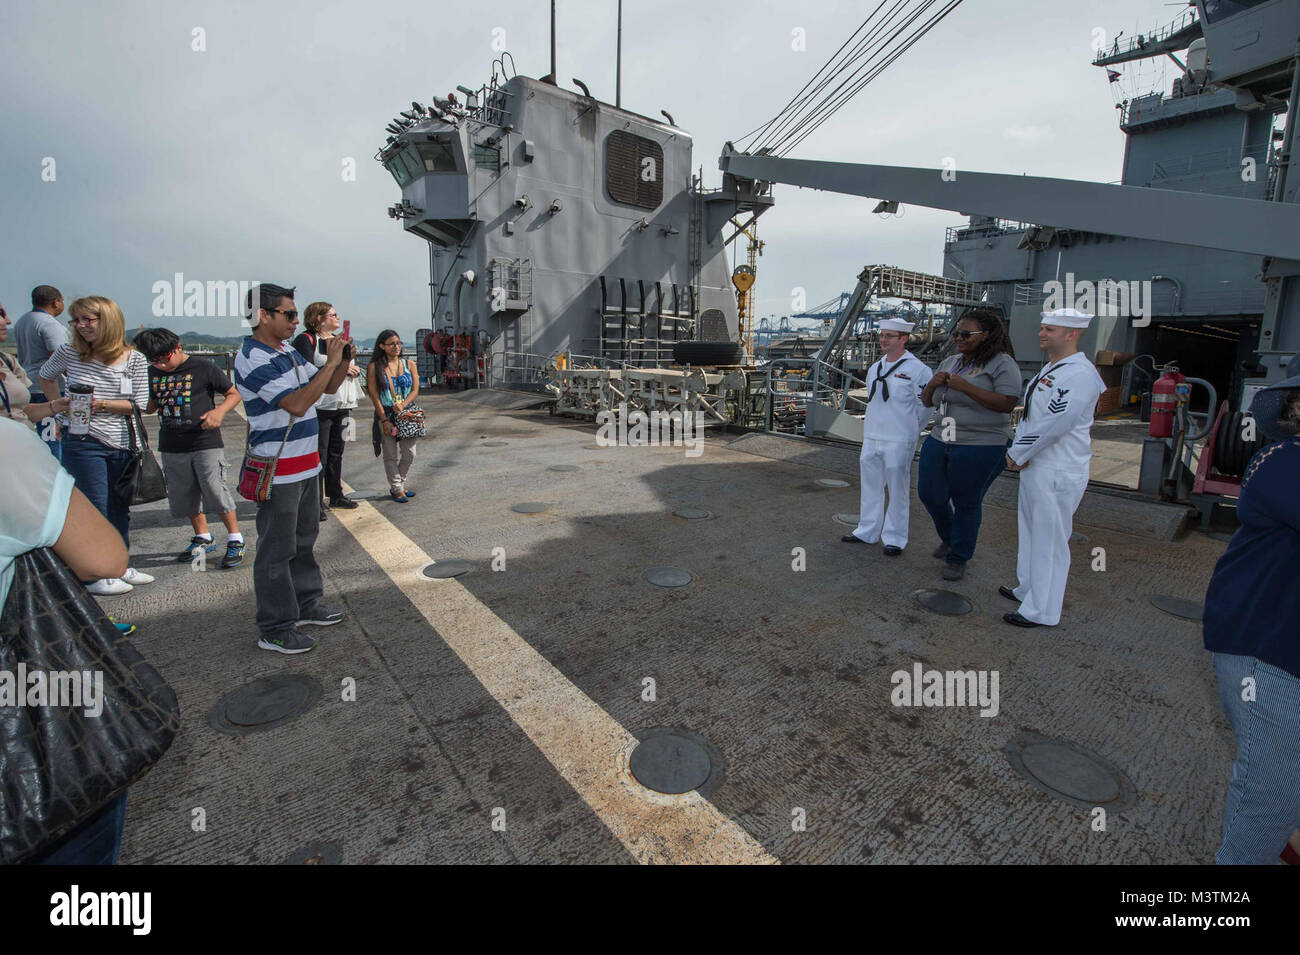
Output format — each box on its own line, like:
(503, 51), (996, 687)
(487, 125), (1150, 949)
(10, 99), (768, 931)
(342, 319), (351, 339)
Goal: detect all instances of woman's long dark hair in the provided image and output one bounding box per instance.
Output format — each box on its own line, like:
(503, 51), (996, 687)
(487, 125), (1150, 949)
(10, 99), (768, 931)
(956, 307), (1015, 366)
(368, 329), (403, 393)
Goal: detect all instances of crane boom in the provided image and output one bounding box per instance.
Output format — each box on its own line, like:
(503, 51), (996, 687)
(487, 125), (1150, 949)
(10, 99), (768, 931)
(718, 149), (1300, 263)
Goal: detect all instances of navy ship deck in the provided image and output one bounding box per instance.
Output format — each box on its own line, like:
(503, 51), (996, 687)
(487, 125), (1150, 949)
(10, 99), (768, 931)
(112, 391), (1231, 864)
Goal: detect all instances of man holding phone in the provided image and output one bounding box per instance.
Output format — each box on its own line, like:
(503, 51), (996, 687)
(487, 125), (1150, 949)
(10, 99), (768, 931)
(235, 283), (352, 654)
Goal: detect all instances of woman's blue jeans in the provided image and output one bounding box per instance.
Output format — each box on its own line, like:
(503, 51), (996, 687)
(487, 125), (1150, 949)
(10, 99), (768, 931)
(60, 434), (133, 548)
(916, 436), (1007, 563)
(1212, 652), (1300, 864)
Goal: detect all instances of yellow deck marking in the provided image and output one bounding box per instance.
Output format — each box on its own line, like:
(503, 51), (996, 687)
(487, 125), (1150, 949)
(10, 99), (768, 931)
(331, 480), (777, 865)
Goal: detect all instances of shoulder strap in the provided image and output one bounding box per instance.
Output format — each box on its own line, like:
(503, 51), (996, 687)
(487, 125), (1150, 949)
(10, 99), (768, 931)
(244, 350), (301, 460)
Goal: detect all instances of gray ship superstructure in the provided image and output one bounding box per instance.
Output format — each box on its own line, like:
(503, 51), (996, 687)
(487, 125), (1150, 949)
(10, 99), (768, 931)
(942, 3), (1290, 409)
(377, 65), (771, 383)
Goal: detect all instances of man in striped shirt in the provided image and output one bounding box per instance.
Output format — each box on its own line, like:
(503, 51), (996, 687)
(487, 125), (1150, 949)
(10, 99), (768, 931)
(234, 283), (352, 654)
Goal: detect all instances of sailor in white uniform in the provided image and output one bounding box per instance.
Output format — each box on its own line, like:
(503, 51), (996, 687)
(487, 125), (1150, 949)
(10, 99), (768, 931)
(1000, 308), (1106, 627)
(844, 318), (934, 555)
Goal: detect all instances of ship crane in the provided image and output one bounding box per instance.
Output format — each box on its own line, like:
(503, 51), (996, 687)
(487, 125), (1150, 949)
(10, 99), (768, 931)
(722, 0), (1300, 391)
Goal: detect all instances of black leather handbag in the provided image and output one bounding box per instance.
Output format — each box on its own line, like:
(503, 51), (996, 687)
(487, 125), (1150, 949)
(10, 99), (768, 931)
(0, 548), (180, 863)
(115, 406), (167, 505)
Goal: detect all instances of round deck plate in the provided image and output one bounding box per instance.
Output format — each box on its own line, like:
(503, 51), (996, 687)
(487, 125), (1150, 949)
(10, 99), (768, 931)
(209, 674), (322, 736)
(1069, 532), (1088, 543)
(1004, 732), (1137, 810)
(627, 728), (724, 796)
(548, 464), (580, 472)
(481, 441), (508, 447)
(1208, 531), (1233, 543)
(645, 566), (693, 588)
(1149, 595), (1204, 620)
(430, 460), (456, 468)
(582, 444), (610, 451)
(832, 513), (860, 527)
(512, 502), (549, 514)
(673, 507), (712, 520)
(687, 472), (719, 482)
(421, 559), (476, 579)
(284, 842), (343, 865)
(815, 478), (850, 488)
(913, 589), (973, 616)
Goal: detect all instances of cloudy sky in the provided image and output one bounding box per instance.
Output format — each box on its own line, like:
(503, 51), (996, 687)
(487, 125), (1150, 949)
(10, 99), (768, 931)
(1, 0), (1187, 338)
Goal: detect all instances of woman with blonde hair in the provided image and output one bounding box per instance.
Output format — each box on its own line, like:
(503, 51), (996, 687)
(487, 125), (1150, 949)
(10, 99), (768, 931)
(39, 296), (154, 596)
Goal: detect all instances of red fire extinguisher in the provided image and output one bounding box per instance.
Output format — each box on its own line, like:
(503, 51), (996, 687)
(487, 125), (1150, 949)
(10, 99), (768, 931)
(1149, 366), (1185, 438)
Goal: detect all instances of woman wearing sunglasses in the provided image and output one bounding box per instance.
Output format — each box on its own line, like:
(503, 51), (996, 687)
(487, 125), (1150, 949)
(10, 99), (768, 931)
(37, 297), (154, 596)
(917, 308), (1021, 581)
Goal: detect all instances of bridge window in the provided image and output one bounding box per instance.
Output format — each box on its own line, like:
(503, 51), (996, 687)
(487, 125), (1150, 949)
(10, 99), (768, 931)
(417, 139), (460, 173)
(473, 143), (500, 172)
(605, 130), (663, 210)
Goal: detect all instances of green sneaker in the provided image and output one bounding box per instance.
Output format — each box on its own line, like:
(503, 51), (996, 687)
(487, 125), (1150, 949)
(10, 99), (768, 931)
(257, 630), (317, 654)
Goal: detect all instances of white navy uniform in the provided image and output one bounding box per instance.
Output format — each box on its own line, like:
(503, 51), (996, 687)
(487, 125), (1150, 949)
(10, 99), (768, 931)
(852, 351), (934, 547)
(1008, 351), (1105, 625)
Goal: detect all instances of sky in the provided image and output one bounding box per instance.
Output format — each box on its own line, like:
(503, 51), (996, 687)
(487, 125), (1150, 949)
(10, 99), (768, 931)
(1, 0), (1191, 339)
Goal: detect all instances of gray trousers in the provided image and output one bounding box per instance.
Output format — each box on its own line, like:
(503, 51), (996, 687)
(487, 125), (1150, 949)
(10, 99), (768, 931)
(253, 474), (324, 636)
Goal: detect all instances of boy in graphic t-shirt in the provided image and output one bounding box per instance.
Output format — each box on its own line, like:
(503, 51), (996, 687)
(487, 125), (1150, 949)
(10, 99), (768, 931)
(134, 328), (247, 568)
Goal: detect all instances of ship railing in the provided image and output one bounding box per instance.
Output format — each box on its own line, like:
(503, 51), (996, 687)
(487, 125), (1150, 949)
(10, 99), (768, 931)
(750, 357), (819, 434)
(1092, 7), (1199, 66)
(1015, 280), (1267, 316)
(486, 349), (554, 389)
(465, 83), (515, 129)
(944, 219), (1030, 245)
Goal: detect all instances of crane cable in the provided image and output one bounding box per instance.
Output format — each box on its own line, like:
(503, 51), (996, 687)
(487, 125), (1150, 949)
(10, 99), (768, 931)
(749, 0), (927, 155)
(781, 0), (962, 155)
(735, 0), (963, 157)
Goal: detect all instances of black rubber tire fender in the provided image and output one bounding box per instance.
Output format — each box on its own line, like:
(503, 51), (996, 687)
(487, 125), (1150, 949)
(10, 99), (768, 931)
(672, 341), (744, 366)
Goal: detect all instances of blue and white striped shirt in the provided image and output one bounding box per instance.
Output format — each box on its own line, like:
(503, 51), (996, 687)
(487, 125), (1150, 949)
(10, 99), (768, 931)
(233, 337), (320, 484)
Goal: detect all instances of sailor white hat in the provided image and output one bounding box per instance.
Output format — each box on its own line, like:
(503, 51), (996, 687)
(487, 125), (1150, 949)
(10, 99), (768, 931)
(879, 318), (915, 333)
(1040, 307), (1093, 328)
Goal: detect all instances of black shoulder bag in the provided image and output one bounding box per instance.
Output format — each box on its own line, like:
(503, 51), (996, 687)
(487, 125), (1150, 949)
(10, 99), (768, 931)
(115, 406), (168, 505)
(0, 548), (180, 863)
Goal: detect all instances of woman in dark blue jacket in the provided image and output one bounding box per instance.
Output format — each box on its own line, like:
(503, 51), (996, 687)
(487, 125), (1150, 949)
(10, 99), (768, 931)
(1203, 376), (1300, 865)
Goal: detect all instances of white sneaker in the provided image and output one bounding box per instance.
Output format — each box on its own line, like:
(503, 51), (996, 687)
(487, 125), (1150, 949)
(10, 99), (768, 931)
(121, 567), (155, 585)
(87, 578), (134, 596)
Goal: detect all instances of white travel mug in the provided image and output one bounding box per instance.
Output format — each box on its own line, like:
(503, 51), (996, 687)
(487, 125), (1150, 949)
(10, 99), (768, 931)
(68, 383), (93, 435)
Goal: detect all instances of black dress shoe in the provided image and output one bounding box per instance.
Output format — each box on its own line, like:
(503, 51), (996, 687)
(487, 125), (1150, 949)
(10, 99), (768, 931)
(883, 545), (903, 557)
(998, 586), (1018, 602)
(841, 534), (867, 544)
(1003, 612), (1040, 628)
(319, 507), (329, 522)
(329, 496), (359, 509)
